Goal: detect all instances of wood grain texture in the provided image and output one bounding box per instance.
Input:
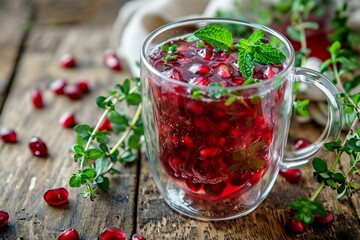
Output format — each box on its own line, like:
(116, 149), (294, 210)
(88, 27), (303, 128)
(136, 122), (360, 240)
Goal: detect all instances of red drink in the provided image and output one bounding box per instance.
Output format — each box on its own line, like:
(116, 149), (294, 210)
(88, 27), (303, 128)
(147, 36), (285, 199)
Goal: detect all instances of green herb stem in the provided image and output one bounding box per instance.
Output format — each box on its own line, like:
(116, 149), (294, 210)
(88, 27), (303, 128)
(309, 182), (325, 202)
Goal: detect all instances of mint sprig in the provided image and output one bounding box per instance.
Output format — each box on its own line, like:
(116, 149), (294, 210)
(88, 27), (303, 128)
(194, 25), (286, 79)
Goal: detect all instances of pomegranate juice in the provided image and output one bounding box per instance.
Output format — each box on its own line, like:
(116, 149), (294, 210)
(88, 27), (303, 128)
(147, 35), (286, 200)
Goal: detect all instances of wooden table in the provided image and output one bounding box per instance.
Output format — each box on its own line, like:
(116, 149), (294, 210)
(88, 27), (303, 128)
(0, 1), (359, 239)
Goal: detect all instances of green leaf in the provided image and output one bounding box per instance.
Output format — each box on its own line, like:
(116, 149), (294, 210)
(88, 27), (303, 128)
(73, 145), (85, 155)
(333, 172), (345, 184)
(329, 41), (341, 56)
(194, 24), (233, 50)
(128, 134), (141, 149)
(119, 79), (130, 95)
(95, 157), (110, 176)
(69, 174), (83, 188)
(120, 150), (137, 163)
(253, 42), (286, 64)
(96, 96), (107, 109)
(324, 138), (342, 151)
(82, 168), (96, 180)
(74, 124), (92, 138)
(225, 95), (237, 106)
(108, 111), (129, 125)
(287, 26), (301, 42)
(238, 49), (254, 79)
(126, 93), (141, 106)
(97, 177), (110, 192)
(311, 201), (327, 216)
(191, 88), (202, 99)
(247, 30), (264, 44)
(312, 158), (328, 173)
(337, 184), (346, 199)
(85, 148), (104, 160)
(348, 138), (360, 152)
(294, 210), (314, 224)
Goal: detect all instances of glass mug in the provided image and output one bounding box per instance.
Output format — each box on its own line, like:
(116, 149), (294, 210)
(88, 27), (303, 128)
(140, 18), (342, 220)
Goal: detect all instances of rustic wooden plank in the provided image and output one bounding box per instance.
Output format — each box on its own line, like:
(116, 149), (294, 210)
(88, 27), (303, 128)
(0, 0), (31, 107)
(0, 1), (135, 239)
(137, 122), (360, 239)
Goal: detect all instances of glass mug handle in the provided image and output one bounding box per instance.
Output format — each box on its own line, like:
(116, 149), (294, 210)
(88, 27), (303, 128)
(281, 67), (343, 169)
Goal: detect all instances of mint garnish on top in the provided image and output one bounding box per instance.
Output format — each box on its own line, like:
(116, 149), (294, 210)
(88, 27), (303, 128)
(194, 24), (286, 79)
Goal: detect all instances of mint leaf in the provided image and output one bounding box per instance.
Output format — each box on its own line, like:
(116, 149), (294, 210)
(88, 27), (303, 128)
(238, 49), (254, 79)
(194, 24), (233, 50)
(247, 30), (264, 44)
(253, 42), (286, 64)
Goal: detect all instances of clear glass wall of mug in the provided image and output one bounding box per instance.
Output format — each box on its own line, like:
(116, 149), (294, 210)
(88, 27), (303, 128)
(140, 18), (342, 220)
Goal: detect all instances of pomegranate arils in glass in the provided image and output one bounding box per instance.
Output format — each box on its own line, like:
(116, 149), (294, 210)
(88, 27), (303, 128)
(285, 218), (305, 235)
(60, 112), (77, 128)
(294, 138), (311, 150)
(59, 53), (76, 68)
(216, 64), (232, 79)
(43, 187), (69, 206)
(279, 169), (302, 183)
(58, 228), (80, 240)
(99, 227), (126, 240)
(32, 88), (44, 108)
(76, 77), (90, 94)
(0, 210), (9, 228)
(104, 50), (122, 71)
(132, 234), (146, 240)
(0, 128), (17, 143)
(314, 210), (334, 225)
(64, 85), (82, 100)
(188, 64), (213, 75)
(29, 137), (49, 157)
(50, 79), (67, 95)
(98, 117), (112, 131)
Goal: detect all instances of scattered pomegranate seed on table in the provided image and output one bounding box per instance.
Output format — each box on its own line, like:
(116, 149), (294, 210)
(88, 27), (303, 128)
(132, 233), (146, 240)
(58, 228), (80, 240)
(285, 218), (305, 235)
(99, 227), (126, 240)
(314, 210), (334, 225)
(0, 210), (9, 228)
(31, 88), (44, 108)
(43, 187), (69, 206)
(64, 85), (82, 100)
(59, 53), (76, 68)
(294, 138), (311, 150)
(59, 112), (77, 128)
(0, 128), (17, 143)
(75, 76), (90, 94)
(50, 78), (67, 95)
(103, 49), (122, 71)
(279, 169), (302, 183)
(98, 117), (112, 132)
(29, 137), (49, 157)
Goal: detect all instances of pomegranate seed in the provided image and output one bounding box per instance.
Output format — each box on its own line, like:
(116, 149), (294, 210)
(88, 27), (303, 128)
(76, 76), (90, 94)
(0, 210), (9, 228)
(60, 112), (77, 128)
(43, 187), (69, 206)
(232, 77), (246, 85)
(189, 77), (210, 86)
(50, 79), (67, 95)
(104, 50), (122, 71)
(162, 69), (182, 80)
(58, 228), (80, 240)
(199, 146), (222, 158)
(229, 171), (250, 186)
(64, 85), (82, 100)
(198, 48), (213, 60)
(314, 210), (334, 225)
(98, 117), (112, 131)
(185, 179), (202, 192)
(279, 169), (302, 183)
(99, 227), (126, 240)
(285, 218), (305, 235)
(294, 138), (311, 150)
(263, 66), (276, 79)
(216, 64), (232, 79)
(188, 64), (213, 75)
(203, 182), (226, 196)
(181, 134), (195, 149)
(59, 53), (76, 68)
(29, 137), (49, 157)
(132, 234), (146, 240)
(31, 88), (44, 108)
(0, 128), (17, 143)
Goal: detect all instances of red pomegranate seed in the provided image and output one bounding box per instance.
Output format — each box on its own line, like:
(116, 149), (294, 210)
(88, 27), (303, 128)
(216, 64), (232, 79)
(199, 146), (222, 158)
(29, 137), (49, 157)
(132, 234), (146, 240)
(198, 48), (213, 60)
(185, 179), (202, 192)
(203, 182), (226, 196)
(98, 117), (112, 131)
(50, 79), (67, 95)
(60, 112), (77, 128)
(76, 76), (90, 94)
(58, 228), (80, 240)
(99, 227), (126, 240)
(294, 138), (311, 150)
(229, 171), (250, 186)
(263, 66), (276, 79)
(285, 218), (305, 235)
(188, 64), (212, 75)
(0, 128), (17, 143)
(59, 53), (76, 68)
(43, 187), (69, 206)
(162, 69), (182, 80)
(181, 134), (195, 149)
(279, 169), (302, 183)
(32, 88), (44, 108)
(104, 50), (122, 71)
(314, 210), (334, 225)
(64, 85), (82, 100)
(189, 76), (210, 86)
(0, 210), (9, 228)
